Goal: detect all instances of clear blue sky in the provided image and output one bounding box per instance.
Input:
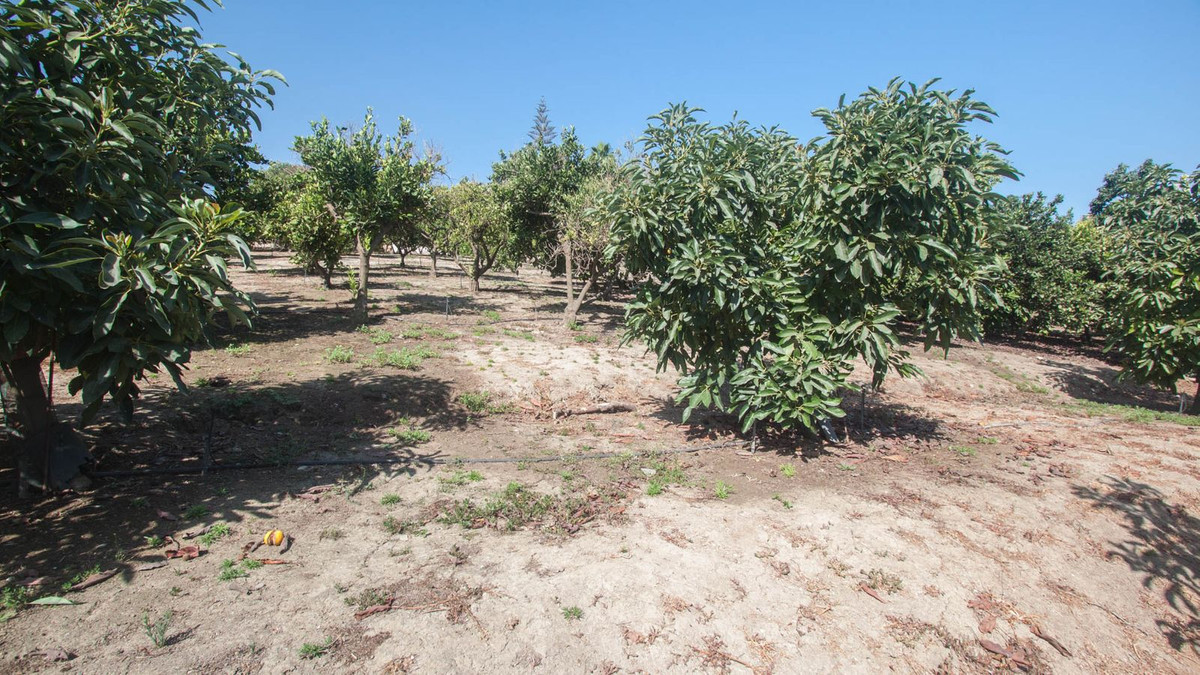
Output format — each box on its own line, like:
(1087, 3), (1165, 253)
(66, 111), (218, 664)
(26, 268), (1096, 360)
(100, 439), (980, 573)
(199, 0), (1199, 217)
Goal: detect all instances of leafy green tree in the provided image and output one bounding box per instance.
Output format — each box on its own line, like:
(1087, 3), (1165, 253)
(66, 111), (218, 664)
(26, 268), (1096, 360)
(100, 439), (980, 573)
(609, 80), (1017, 434)
(1092, 160), (1200, 412)
(445, 180), (513, 293)
(494, 114), (614, 323)
(984, 193), (1112, 336)
(276, 179), (351, 288)
(293, 111), (438, 323)
(556, 164), (625, 324)
(416, 186), (454, 278)
(0, 0), (278, 488)
(234, 162), (307, 246)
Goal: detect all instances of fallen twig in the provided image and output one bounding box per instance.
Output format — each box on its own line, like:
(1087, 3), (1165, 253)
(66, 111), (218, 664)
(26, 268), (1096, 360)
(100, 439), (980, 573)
(553, 402), (634, 419)
(1030, 624), (1072, 657)
(67, 569), (118, 592)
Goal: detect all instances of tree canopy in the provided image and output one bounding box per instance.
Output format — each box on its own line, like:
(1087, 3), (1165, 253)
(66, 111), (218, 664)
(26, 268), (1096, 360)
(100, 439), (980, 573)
(608, 80), (1018, 433)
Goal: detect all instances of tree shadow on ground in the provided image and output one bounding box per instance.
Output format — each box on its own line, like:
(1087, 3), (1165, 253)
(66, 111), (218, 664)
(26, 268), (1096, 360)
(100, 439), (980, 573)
(1040, 358), (1184, 411)
(0, 371), (459, 605)
(643, 390), (944, 460)
(387, 293), (506, 318)
(1071, 477), (1200, 654)
(49, 370), (468, 477)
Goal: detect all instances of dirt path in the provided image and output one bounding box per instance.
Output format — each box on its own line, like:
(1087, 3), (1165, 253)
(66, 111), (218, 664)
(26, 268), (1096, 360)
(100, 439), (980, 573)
(2, 253), (1198, 673)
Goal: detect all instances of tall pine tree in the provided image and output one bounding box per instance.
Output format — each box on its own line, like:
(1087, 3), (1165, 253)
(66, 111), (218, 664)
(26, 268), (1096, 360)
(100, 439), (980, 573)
(529, 97), (557, 145)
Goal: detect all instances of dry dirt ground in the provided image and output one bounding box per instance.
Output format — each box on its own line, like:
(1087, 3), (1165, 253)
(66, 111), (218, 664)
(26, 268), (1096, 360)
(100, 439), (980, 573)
(2, 252), (1200, 674)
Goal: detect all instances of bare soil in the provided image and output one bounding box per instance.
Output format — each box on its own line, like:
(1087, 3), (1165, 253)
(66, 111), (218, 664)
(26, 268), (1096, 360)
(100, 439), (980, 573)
(2, 252), (1199, 673)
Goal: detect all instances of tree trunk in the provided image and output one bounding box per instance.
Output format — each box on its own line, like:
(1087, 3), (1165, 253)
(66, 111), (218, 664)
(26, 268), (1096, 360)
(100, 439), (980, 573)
(429, 250), (438, 278)
(322, 266), (332, 289)
(354, 234), (371, 324)
(2, 356), (88, 495)
(470, 272), (481, 294)
(399, 250), (408, 268)
(1190, 374), (1200, 415)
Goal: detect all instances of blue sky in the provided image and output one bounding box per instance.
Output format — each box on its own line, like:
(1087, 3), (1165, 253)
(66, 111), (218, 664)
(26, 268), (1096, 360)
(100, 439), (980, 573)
(199, 0), (1199, 217)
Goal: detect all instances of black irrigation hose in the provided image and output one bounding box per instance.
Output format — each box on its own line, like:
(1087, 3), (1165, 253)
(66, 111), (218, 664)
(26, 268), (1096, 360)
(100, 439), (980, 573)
(89, 439), (752, 479)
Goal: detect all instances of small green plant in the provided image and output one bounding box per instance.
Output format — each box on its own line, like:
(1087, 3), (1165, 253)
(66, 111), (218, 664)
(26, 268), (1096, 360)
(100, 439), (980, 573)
(168, 586), (182, 597)
(366, 328), (394, 344)
(567, 320), (582, 331)
(471, 326), (495, 336)
(646, 481), (663, 496)
(224, 342), (252, 357)
(324, 345), (355, 364)
(319, 527), (344, 541)
(1066, 400), (1200, 427)
(780, 463), (796, 478)
(198, 523), (232, 545)
(2, 586), (32, 611)
(977, 436), (999, 445)
(714, 480), (733, 500)
(458, 391), (493, 413)
(346, 268), (359, 295)
(62, 564), (102, 592)
(242, 558), (264, 570)
(374, 345), (437, 369)
(573, 334), (598, 344)
(772, 494), (794, 510)
(562, 605), (583, 621)
(183, 505), (209, 520)
(863, 568), (904, 594)
(131, 496), (149, 508)
(480, 309), (501, 322)
(503, 328), (535, 341)
(390, 427), (432, 445)
(951, 445), (977, 458)
(344, 588), (389, 611)
(838, 463), (856, 471)
(217, 559), (247, 581)
(382, 516), (427, 537)
(142, 610), (172, 648)
(439, 469), (485, 488)
(144, 535), (165, 548)
(380, 494), (401, 506)
(299, 637), (333, 660)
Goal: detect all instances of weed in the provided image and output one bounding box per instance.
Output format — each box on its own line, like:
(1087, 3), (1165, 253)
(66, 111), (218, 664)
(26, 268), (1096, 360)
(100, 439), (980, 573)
(772, 494), (794, 510)
(1067, 399), (1200, 427)
(131, 496), (149, 508)
(344, 588), (389, 611)
(63, 565), (103, 593)
(242, 559), (264, 570)
(977, 436), (999, 445)
(1, 586), (31, 610)
(217, 559), (247, 581)
(646, 482), (663, 496)
(471, 326), (495, 336)
(562, 606), (583, 621)
(780, 463), (796, 478)
(458, 390), (494, 413)
(574, 334), (598, 344)
(382, 516), (428, 537)
(425, 328), (458, 340)
(373, 345), (438, 369)
(517, 460), (530, 471)
(950, 445), (977, 458)
(837, 463), (856, 471)
(324, 345), (355, 364)
(503, 328), (535, 341)
(480, 309), (501, 322)
(299, 637), (333, 660)
(439, 469), (484, 488)
(224, 343), (251, 357)
(198, 523), (232, 546)
(644, 456), (688, 496)
(368, 328), (394, 344)
(183, 505), (209, 520)
(319, 527), (344, 541)
(390, 427), (431, 444)
(142, 610), (172, 648)
(168, 586), (182, 597)
(567, 320), (582, 331)
(380, 494), (402, 506)
(863, 568), (904, 594)
(714, 480), (734, 500)
(144, 535), (165, 548)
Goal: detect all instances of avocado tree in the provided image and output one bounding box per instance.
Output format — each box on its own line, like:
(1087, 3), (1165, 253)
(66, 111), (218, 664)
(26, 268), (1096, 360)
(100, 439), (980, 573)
(983, 193), (1112, 336)
(1091, 160), (1200, 412)
(608, 80), (1017, 434)
(0, 0), (279, 489)
(445, 180), (513, 293)
(293, 111), (437, 323)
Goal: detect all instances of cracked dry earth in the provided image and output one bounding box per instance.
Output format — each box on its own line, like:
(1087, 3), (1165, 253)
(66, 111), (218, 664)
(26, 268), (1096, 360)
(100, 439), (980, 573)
(1, 252), (1199, 673)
